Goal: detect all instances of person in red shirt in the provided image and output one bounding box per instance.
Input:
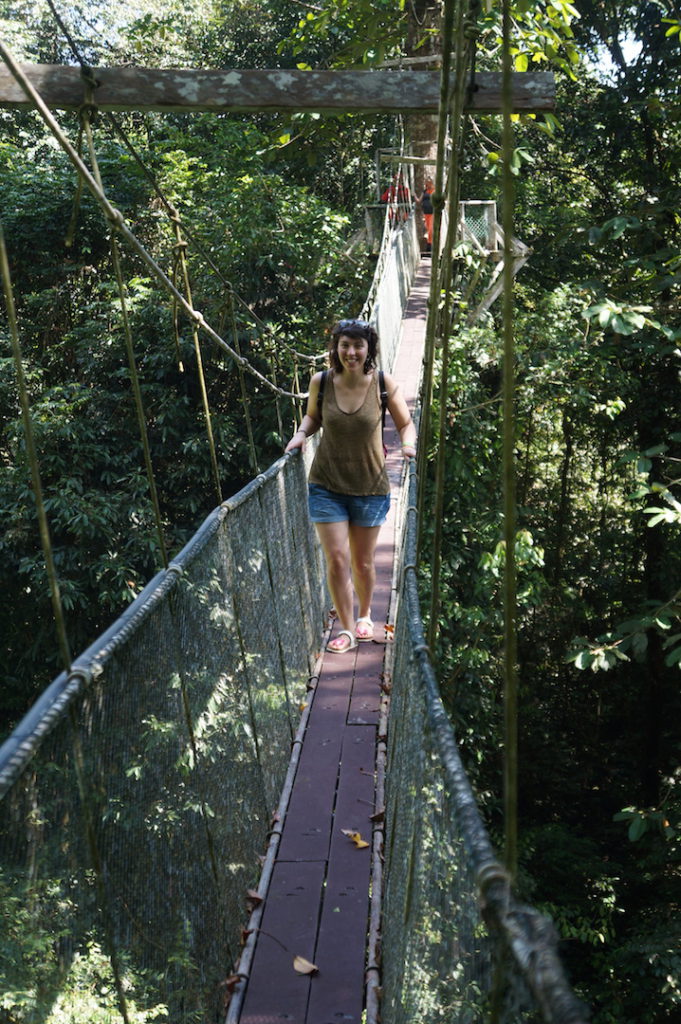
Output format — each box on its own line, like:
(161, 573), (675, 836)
(420, 177), (435, 253)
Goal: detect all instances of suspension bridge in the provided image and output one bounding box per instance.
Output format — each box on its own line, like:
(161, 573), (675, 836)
(0, 12), (590, 1024)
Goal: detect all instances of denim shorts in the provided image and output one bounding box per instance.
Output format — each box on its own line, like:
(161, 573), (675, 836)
(308, 483), (391, 527)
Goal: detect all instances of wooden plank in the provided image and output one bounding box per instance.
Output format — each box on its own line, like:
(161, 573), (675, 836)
(239, 860), (326, 1024)
(306, 727), (376, 1024)
(0, 65), (555, 114)
(348, 642), (384, 725)
(234, 256), (429, 1024)
(277, 662), (355, 861)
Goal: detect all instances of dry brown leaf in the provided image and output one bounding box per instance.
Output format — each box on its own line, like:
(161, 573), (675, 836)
(246, 889), (263, 905)
(369, 809), (385, 824)
(299, 701), (308, 711)
(384, 623), (395, 638)
(293, 955), (318, 975)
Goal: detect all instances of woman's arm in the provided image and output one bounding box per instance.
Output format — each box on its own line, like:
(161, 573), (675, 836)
(284, 371), (323, 453)
(384, 373), (417, 458)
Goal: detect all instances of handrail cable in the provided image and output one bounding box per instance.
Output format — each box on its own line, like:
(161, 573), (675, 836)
(81, 104), (170, 567)
(1, 210), (136, 1024)
(63, 48), (236, 979)
(0, 43), (307, 402)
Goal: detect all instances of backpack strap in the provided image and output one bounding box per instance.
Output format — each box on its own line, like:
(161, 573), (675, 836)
(378, 370), (389, 455)
(378, 370), (388, 430)
(317, 369), (328, 422)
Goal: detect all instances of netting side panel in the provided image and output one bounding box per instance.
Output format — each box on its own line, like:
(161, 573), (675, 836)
(0, 726), (99, 1020)
(262, 456), (326, 714)
(0, 458), (327, 1024)
(64, 547), (267, 1022)
(382, 567), (493, 1024)
(373, 216), (420, 373)
(381, 609), (428, 1024)
(226, 474), (307, 814)
(286, 452), (328, 659)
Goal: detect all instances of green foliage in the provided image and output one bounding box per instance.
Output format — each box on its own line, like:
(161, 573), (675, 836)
(477, 0), (583, 79)
(0, 871), (170, 1023)
(423, 113), (680, 1014)
(0, 92), (374, 723)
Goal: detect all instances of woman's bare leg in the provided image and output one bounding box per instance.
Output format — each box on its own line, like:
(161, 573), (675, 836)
(348, 523), (382, 621)
(315, 520), (354, 632)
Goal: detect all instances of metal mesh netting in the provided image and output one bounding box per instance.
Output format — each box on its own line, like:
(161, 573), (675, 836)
(380, 466), (589, 1024)
(460, 201), (497, 251)
(366, 205), (421, 372)
(0, 452), (324, 1023)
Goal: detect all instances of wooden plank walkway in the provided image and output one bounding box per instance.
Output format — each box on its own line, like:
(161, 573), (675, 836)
(236, 260), (430, 1024)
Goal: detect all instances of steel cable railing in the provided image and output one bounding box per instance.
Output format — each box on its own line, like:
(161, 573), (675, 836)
(379, 459), (589, 1024)
(0, 205), (588, 1023)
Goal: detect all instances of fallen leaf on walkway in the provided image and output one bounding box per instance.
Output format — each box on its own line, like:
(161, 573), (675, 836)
(299, 701), (308, 711)
(293, 955), (318, 975)
(246, 889), (263, 905)
(369, 808), (385, 823)
(341, 828), (370, 849)
(384, 623), (395, 638)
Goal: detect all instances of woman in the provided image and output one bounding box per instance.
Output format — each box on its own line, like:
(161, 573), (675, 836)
(285, 318), (416, 654)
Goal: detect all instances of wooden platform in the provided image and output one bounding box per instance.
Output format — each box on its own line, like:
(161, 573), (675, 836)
(235, 261), (430, 1024)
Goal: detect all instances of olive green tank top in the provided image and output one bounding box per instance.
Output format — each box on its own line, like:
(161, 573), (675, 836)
(309, 371), (390, 496)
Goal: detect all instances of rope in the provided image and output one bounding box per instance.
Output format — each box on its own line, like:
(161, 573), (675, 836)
(0, 222), (72, 672)
(3, 172), (135, 1024)
(415, 0), (457, 548)
(41, 7), (235, 968)
(0, 44), (307, 403)
(81, 108), (170, 568)
(228, 292), (260, 476)
(102, 115), (327, 367)
(67, 705), (133, 1024)
(64, 125), (85, 249)
(426, 0), (474, 648)
(170, 249), (186, 372)
(170, 214), (224, 503)
(45, 0), (92, 70)
(500, 0), (519, 881)
(266, 342), (286, 444)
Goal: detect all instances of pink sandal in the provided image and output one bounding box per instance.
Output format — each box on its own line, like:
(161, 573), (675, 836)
(326, 629), (358, 654)
(355, 616), (374, 642)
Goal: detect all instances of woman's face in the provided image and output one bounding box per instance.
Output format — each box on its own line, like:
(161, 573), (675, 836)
(336, 333), (369, 373)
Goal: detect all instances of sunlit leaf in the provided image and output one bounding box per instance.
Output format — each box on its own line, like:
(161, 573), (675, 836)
(341, 828), (370, 848)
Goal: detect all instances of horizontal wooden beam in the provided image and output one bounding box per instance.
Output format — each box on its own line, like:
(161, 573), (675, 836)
(0, 65), (555, 115)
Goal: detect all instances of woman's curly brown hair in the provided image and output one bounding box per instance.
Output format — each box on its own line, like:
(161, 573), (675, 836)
(328, 319), (379, 374)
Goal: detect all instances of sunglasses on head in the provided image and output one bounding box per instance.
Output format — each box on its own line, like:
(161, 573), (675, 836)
(338, 318), (370, 329)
